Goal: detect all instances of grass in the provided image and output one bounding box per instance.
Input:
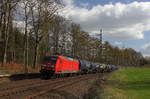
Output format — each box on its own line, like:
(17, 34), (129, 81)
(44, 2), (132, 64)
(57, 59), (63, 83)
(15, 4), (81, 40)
(101, 68), (150, 99)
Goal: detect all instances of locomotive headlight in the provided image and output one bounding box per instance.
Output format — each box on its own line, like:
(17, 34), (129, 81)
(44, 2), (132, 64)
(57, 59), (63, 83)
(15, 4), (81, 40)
(41, 66), (45, 69)
(42, 64), (46, 66)
(48, 65), (54, 68)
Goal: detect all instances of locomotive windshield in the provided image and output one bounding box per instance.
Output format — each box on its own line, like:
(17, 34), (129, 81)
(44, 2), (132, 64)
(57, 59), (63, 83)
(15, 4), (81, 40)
(43, 56), (57, 63)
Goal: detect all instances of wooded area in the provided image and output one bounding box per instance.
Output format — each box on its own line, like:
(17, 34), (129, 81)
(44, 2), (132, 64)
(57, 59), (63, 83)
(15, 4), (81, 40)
(0, 0), (147, 73)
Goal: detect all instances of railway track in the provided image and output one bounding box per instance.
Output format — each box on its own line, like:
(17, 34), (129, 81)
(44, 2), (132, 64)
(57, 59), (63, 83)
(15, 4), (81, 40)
(0, 78), (66, 98)
(0, 79), (42, 91)
(0, 74), (99, 99)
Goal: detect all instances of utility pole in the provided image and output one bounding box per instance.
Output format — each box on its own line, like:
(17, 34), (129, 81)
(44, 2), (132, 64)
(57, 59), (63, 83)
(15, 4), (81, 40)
(99, 29), (103, 62)
(100, 29), (102, 46)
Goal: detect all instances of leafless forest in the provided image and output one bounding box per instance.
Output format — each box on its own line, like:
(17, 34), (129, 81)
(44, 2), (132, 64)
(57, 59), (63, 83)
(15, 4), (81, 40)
(0, 0), (147, 73)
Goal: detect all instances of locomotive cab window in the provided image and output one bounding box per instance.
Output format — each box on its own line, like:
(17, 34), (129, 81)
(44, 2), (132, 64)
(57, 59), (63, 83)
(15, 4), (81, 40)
(43, 56), (57, 64)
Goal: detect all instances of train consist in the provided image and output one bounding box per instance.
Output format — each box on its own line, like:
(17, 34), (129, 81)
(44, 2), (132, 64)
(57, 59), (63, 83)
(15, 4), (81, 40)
(40, 55), (118, 78)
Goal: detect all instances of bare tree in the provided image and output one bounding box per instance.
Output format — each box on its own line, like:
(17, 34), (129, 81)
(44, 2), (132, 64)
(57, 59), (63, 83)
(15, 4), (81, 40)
(1, 0), (19, 66)
(30, 0), (62, 68)
(18, 0), (32, 73)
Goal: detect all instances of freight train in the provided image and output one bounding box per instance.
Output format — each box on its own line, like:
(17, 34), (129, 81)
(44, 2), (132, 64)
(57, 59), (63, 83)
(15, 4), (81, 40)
(40, 55), (118, 78)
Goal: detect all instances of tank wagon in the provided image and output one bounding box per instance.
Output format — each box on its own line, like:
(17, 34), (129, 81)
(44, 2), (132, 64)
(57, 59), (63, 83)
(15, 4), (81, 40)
(40, 55), (118, 78)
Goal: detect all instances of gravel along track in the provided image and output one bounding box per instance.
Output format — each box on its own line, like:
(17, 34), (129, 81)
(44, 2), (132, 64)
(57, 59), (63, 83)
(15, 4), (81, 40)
(0, 73), (102, 99)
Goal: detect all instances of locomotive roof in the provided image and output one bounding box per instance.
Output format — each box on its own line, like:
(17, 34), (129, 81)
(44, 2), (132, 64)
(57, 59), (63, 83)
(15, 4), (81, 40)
(44, 55), (78, 61)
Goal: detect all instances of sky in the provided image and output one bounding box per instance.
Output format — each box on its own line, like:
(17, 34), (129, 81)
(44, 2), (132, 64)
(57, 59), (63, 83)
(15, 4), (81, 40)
(61, 0), (150, 56)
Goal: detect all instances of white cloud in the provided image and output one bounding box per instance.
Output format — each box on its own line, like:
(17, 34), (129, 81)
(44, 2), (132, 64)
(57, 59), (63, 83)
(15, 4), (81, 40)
(13, 20), (32, 33)
(142, 43), (150, 56)
(62, 1), (150, 40)
(13, 21), (25, 29)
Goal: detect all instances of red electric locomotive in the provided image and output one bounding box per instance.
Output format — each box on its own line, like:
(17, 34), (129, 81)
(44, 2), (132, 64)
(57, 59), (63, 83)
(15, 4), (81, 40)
(40, 55), (79, 78)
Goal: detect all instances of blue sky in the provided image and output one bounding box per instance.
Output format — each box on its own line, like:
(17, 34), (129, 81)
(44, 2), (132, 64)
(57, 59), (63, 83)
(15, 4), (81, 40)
(75, 0), (150, 7)
(62, 0), (150, 56)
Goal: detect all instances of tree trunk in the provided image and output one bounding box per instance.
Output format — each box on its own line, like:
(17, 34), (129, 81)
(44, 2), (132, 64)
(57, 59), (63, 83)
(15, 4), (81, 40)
(2, 3), (11, 66)
(33, 44), (39, 69)
(23, 3), (29, 73)
(23, 29), (28, 73)
(24, 38), (28, 73)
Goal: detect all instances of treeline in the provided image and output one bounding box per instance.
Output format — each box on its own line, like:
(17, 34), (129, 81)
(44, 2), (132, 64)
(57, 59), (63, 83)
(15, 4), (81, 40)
(0, 0), (146, 72)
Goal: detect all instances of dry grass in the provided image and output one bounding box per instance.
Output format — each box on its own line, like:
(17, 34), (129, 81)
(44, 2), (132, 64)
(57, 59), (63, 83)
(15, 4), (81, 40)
(0, 63), (40, 74)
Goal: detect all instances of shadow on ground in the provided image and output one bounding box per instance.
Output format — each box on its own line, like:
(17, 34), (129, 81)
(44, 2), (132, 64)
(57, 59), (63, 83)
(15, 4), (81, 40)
(9, 73), (41, 81)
